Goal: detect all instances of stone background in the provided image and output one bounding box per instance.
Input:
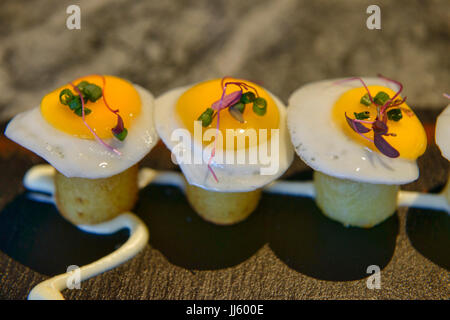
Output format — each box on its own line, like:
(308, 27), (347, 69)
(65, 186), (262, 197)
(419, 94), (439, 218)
(0, 0), (448, 120)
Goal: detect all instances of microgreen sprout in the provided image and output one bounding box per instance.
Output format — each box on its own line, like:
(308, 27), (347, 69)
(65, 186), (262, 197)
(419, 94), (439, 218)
(253, 97), (267, 116)
(59, 82), (99, 116)
(241, 92), (256, 104)
(373, 91), (390, 106)
(60, 75), (130, 155)
(360, 94), (371, 106)
(198, 108), (214, 127)
(387, 108), (402, 121)
(69, 82), (121, 156)
(202, 77), (268, 182)
(338, 75), (409, 158)
(354, 111), (370, 120)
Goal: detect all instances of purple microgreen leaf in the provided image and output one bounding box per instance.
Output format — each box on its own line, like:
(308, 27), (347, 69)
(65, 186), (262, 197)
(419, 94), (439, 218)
(374, 133), (400, 158)
(345, 113), (371, 133)
(372, 120), (388, 135)
(211, 90), (242, 111)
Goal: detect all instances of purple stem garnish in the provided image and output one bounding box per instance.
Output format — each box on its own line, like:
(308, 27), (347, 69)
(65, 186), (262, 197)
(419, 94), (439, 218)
(221, 77), (260, 97)
(96, 74), (127, 138)
(388, 97), (407, 108)
(378, 74), (403, 115)
(334, 77), (375, 104)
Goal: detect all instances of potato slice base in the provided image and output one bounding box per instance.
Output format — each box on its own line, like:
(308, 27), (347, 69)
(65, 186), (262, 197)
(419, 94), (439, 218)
(314, 171), (399, 228)
(54, 165), (139, 225)
(185, 184), (261, 225)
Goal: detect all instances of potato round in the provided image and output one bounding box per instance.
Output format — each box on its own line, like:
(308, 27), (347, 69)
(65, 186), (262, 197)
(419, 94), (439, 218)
(54, 165), (139, 225)
(185, 184), (262, 225)
(314, 171), (399, 228)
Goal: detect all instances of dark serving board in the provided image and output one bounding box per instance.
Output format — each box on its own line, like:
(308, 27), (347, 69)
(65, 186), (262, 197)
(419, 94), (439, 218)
(0, 110), (448, 300)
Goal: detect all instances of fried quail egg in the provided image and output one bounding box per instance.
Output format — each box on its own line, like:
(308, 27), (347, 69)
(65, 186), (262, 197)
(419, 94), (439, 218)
(154, 78), (294, 192)
(287, 77), (427, 185)
(436, 104), (450, 161)
(5, 75), (158, 179)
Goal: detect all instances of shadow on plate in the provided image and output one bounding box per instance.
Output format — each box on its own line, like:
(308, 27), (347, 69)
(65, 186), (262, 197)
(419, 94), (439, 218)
(406, 184), (450, 270)
(0, 193), (129, 276)
(406, 208), (450, 271)
(137, 184), (266, 270)
(0, 175), (402, 280)
(265, 193), (399, 281)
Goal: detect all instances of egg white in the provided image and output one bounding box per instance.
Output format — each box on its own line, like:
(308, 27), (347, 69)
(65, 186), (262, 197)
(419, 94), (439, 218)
(154, 84), (294, 192)
(287, 78), (420, 185)
(5, 84), (158, 179)
(436, 104), (450, 161)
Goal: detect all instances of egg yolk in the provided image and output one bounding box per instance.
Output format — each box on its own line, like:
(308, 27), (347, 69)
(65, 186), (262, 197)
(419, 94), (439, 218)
(332, 85), (427, 160)
(176, 78), (280, 150)
(41, 75), (141, 139)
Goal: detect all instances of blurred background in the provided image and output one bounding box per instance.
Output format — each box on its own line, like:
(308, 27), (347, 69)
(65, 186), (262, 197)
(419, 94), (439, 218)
(0, 0), (448, 121)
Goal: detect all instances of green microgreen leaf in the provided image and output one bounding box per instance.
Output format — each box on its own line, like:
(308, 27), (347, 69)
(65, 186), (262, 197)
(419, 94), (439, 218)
(198, 108), (214, 127)
(354, 111), (371, 120)
(113, 127), (128, 141)
(83, 83), (102, 102)
(76, 81), (89, 91)
(241, 92), (256, 104)
(252, 97), (267, 116)
(59, 81), (103, 118)
(387, 108), (402, 121)
(374, 91), (390, 105)
(228, 104), (245, 123)
(232, 102), (245, 113)
(68, 97), (81, 110)
(73, 106), (91, 117)
(360, 93), (371, 106)
(59, 89), (74, 105)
